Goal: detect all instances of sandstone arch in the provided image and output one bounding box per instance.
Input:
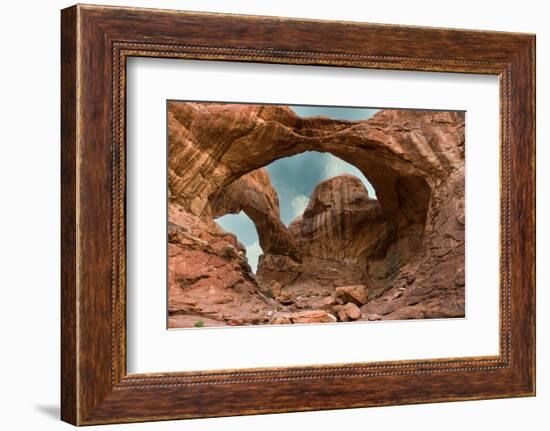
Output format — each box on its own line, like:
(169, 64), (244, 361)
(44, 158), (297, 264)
(168, 104), (463, 260)
(167, 101), (465, 325)
(210, 168), (301, 262)
(168, 103), (452, 228)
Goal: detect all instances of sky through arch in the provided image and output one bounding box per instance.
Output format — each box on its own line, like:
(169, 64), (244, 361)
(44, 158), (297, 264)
(216, 105), (379, 272)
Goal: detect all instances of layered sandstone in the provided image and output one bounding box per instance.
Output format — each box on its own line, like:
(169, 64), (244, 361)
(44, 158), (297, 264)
(168, 204), (273, 327)
(167, 102), (465, 326)
(288, 174), (390, 261)
(210, 168), (300, 261)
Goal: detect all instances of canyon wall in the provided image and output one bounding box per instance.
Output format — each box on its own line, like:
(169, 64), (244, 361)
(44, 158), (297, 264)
(167, 102), (465, 327)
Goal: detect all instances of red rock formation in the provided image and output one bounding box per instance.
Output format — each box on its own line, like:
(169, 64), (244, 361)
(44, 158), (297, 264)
(167, 204), (274, 327)
(338, 303), (362, 322)
(335, 285), (369, 306)
(288, 174), (390, 261)
(210, 168), (300, 261)
(167, 101), (465, 326)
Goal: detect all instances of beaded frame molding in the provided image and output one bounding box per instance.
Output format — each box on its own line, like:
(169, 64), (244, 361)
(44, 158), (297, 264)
(61, 4), (535, 425)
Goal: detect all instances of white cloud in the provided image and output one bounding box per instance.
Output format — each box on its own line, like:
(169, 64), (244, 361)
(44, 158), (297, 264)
(324, 154), (347, 178)
(245, 240), (263, 273)
(323, 154), (377, 198)
(290, 195), (309, 219)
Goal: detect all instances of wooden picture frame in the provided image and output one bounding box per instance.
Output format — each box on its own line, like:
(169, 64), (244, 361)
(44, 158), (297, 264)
(61, 4), (535, 425)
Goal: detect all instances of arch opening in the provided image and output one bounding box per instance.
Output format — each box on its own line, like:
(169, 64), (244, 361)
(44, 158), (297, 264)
(215, 212), (263, 273)
(214, 151), (381, 274)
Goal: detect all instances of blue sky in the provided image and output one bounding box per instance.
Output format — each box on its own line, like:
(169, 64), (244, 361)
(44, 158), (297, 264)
(216, 105), (379, 272)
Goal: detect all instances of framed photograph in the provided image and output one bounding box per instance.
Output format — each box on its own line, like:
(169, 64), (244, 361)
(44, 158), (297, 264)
(61, 4), (535, 425)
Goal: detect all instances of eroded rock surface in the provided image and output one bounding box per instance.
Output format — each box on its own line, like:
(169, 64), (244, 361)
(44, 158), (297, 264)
(210, 168), (300, 261)
(288, 174), (390, 261)
(167, 204), (273, 328)
(167, 102), (465, 327)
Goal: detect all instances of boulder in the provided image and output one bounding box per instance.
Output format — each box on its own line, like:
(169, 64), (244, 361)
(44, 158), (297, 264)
(338, 302), (362, 322)
(335, 285), (369, 306)
(289, 310), (337, 324)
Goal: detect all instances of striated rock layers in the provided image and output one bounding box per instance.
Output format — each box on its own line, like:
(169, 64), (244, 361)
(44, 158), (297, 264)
(289, 174), (389, 261)
(167, 102), (465, 327)
(209, 168), (301, 262)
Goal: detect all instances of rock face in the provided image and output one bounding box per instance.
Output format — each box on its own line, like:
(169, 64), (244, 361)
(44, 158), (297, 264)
(167, 101), (465, 327)
(210, 168), (300, 261)
(288, 174), (390, 261)
(167, 204), (273, 328)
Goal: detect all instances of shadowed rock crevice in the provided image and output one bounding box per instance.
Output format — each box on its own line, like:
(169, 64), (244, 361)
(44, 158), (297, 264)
(167, 102), (465, 327)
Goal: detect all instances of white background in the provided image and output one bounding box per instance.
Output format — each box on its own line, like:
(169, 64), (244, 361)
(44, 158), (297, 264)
(127, 59), (500, 373)
(0, 0), (547, 430)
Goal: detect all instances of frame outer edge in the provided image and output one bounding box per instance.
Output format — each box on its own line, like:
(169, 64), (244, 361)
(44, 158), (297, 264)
(61, 4), (536, 424)
(527, 35), (536, 395)
(61, 5), (80, 426)
(531, 34), (537, 396)
(504, 35), (536, 395)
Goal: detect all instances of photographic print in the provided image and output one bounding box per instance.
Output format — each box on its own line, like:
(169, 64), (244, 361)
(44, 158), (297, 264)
(167, 101), (465, 329)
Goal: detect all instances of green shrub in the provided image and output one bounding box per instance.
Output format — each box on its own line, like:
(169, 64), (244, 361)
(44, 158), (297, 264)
(194, 319), (205, 328)
(265, 287), (273, 299)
